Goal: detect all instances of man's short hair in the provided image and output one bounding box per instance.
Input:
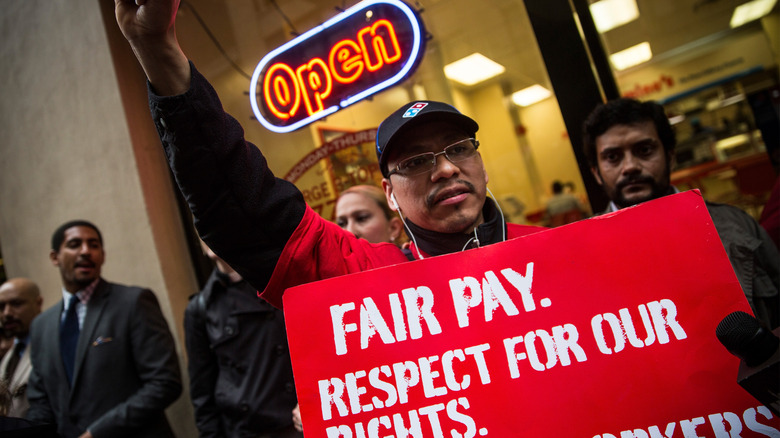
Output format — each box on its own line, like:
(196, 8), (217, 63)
(582, 98), (676, 167)
(51, 220), (103, 251)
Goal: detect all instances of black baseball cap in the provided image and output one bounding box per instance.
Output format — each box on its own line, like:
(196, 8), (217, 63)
(376, 101), (479, 177)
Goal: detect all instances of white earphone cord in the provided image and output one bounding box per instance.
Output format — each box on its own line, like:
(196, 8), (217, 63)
(393, 186), (506, 260)
(393, 203), (426, 260)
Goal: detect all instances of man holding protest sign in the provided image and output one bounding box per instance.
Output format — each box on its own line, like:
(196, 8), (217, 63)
(114, 3), (780, 435)
(114, 0), (545, 309)
(582, 97), (780, 329)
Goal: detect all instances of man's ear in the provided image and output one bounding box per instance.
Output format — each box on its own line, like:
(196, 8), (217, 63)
(382, 179), (398, 211)
(590, 166), (603, 186)
(49, 250), (60, 267)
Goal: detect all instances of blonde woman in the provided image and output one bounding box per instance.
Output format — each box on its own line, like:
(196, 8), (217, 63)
(334, 185), (405, 245)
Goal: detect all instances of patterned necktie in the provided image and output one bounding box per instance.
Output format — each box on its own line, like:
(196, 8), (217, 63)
(3, 341), (23, 382)
(60, 294), (80, 385)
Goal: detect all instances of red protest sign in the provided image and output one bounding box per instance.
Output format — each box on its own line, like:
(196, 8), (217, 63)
(284, 191), (779, 437)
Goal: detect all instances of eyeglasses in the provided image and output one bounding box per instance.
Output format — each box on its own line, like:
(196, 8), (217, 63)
(387, 138), (480, 177)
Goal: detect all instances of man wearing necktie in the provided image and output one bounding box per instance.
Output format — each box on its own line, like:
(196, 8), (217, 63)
(0, 277), (42, 418)
(26, 220), (182, 438)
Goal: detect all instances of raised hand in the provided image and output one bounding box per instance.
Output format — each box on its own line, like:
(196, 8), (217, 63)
(114, 0), (190, 96)
(114, 0), (178, 43)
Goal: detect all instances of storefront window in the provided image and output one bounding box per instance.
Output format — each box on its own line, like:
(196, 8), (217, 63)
(584, 0), (780, 219)
(173, 0), (778, 224)
(175, 0), (589, 226)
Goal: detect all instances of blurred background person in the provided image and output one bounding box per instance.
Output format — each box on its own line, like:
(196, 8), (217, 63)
(184, 239), (301, 438)
(0, 278), (42, 418)
(544, 180), (588, 227)
(27, 220), (181, 438)
(334, 185), (405, 246)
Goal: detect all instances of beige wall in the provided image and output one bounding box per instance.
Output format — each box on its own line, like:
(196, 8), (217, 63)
(0, 1), (197, 435)
(470, 84), (541, 213)
(520, 98), (590, 211)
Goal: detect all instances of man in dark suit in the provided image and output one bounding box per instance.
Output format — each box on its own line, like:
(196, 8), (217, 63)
(26, 220), (182, 438)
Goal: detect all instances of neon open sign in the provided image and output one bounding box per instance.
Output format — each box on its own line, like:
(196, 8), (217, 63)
(249, 0), (426, 133)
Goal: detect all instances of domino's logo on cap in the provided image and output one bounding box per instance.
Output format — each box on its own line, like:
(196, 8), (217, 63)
(403, 102), (428, 118)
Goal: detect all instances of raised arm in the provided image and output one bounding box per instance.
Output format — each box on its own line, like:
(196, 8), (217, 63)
(113, 0), (306, 292)
(114, 0), (190, 96)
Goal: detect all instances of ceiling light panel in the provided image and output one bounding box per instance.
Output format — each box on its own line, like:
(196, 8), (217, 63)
(511, 85), (553, 107)
(444, 53), (506, 86)
(589, 0), (640, 33)
(730, 0), (778, 28)
(610, 41), (652, 70)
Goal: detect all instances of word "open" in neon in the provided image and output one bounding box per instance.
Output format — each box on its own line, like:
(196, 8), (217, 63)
(250, 0), (425, 133)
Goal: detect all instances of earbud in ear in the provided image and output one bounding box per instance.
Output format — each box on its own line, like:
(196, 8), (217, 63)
(390, 193), (399, 209)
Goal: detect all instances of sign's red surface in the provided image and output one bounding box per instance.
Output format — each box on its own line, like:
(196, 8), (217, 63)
(284, 191), (779, 437)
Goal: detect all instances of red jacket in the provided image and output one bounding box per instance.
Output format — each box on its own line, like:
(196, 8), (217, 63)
(261, 205), (544, 308)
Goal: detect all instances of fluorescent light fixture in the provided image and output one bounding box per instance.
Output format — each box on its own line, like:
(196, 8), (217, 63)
(730, 0), (777, 28)
(444, 53), (505, 86)
(610, 42), (652, 70)
(511, 85), (552, 107)
(589, 0), (639, 33)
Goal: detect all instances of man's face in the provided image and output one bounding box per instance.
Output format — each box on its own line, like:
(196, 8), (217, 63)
(50, 225), (105, 293)
(0, 281), (42, 338)
(591, 121), (672, 209)
(382, 120), (488, 234)
(335, 192), (400, 244)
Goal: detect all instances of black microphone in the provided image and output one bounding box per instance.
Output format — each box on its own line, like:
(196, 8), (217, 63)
(716, 311), (780, 415)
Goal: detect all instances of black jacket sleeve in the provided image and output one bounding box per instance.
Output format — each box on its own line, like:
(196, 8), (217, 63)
(148, 62), (306, 292)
